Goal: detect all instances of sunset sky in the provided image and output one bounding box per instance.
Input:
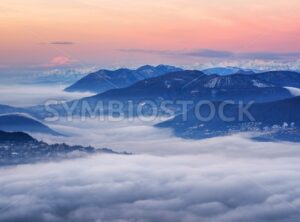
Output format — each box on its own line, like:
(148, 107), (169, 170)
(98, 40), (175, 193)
(1, 0), (300, 70)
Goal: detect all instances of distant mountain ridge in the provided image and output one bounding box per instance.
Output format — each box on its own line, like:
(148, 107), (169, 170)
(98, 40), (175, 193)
(83, 71), (292, 104)
(202, 67), (256, 75)
(0, 113), (61, 136)
(157, 96), (300, 142)
(4, 70), (294, 119)
(1, 68), (300, 121)
(65, 65), (183, 93)
(255, 71), (300, 88)
(0, 104), (27, 115)
(192, 73), (274, 89)
(26, 70), (291, 120)
(0, 130), (35, 143)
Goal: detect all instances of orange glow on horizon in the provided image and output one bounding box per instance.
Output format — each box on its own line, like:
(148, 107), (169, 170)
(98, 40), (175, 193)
(1, 0), (300, 67)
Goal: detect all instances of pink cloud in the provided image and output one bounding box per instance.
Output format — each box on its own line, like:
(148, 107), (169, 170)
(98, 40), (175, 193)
(45, 56), (77, 67)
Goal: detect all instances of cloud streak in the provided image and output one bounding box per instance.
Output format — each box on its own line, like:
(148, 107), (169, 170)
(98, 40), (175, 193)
(184, 49), (235, 58)
(118, 48), (176, 56)
(49, 41), (75, 45)
(120, 48), (300, 60)
(42, 41), (75, 45)
(239, 52), (300, 60)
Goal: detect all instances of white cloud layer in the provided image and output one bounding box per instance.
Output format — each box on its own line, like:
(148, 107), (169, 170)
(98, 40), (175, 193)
(38, 117), (300, 157)
(0, 85), (94, 107)
(1, 149), (300, 222)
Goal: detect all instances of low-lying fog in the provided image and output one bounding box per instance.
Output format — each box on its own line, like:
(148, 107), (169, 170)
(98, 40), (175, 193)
(0, 84), (94, 107)
(1, 84), (300, 222)
(38, 117), (300, 157)
(1, 145), (300, 222)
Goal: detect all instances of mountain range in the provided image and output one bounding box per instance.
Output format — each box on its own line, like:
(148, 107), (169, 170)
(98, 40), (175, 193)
(157, 96), (300, 142)
(255, 71), (300, 88)
(202, 67), (256, 75)
(73, 71), (294, 115)
(65, 65), (183, 93)
(1, 66), (300, 142)
(78, 70), (300, 103)
(2, 69), (299, 119)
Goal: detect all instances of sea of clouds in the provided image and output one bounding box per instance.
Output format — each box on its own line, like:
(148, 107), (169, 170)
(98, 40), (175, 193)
(1, 145), (300, 222)
(1, 85), (300, 222)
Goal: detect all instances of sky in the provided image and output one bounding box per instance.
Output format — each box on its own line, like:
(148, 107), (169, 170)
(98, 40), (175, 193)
(1, 0), (300, 72)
